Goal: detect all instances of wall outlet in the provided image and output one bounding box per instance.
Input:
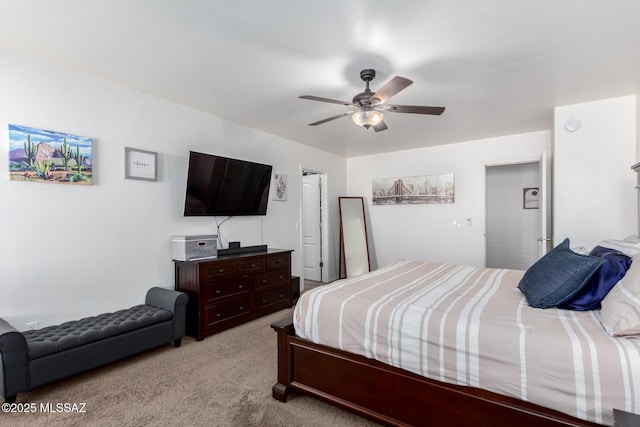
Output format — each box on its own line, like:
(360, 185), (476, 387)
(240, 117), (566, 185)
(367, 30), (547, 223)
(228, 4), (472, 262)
(26, 321), (39, 330)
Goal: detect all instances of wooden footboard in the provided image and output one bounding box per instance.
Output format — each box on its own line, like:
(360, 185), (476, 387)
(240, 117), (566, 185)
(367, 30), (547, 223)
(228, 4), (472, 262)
(271, 316), (601, 427)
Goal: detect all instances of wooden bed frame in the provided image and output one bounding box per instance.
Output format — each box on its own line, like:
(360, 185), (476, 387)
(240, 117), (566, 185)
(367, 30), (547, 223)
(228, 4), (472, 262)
(272, 316), (603, 427)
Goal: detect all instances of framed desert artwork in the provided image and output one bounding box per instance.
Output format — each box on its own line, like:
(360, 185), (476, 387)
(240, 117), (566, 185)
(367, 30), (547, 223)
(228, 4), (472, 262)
(8, 124), (93, 185)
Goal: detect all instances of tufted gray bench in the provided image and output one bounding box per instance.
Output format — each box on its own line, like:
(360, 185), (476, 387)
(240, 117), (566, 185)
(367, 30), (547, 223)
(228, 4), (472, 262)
(0, 287), (187, 403)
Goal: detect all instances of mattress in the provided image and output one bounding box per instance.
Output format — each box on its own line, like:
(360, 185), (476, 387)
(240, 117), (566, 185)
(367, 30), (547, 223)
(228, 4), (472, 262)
(293, 260), (640, 426)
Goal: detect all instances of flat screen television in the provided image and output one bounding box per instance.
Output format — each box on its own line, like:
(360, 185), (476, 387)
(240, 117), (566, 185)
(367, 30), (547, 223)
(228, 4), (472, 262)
(184, 151), (272, 216)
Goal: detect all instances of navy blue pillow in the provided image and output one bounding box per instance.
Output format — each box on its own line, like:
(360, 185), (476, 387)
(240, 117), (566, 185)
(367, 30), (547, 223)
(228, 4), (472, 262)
(558, 246), (632, 311)
(518, 238), (604, 309)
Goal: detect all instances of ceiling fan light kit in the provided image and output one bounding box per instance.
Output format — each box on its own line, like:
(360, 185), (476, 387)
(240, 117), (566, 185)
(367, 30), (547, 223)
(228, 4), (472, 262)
(352, 107), (383, 128)
(300, 68), (445, 132)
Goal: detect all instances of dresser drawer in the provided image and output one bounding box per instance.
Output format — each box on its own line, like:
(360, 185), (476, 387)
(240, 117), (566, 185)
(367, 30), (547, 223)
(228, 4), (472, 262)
(204, 277), (250, 303)
(254, 289), (291, 316)
(255, 269), (289, 293)
(267, 253), (290, 270)
(240, 257), (265, 274)
(255, 288), (290, 313)
(201, 260), (239, 282)
(205, 294), (251, 327)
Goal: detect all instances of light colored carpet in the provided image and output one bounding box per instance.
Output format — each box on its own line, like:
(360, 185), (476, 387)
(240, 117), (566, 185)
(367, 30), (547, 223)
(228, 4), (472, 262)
(4, 309), (378, 426)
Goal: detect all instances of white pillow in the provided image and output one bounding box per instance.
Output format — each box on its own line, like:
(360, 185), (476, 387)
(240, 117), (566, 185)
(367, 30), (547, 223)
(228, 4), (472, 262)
(597, 238), (640, 258)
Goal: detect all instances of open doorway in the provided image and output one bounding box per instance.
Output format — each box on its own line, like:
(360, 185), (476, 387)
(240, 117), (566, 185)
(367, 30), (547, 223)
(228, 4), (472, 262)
(301, 169), (327, 291)
(485, 155), (549, 270)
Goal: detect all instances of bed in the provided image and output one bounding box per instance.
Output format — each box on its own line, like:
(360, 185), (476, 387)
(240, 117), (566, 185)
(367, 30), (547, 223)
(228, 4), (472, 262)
(271, 258), (640, 426)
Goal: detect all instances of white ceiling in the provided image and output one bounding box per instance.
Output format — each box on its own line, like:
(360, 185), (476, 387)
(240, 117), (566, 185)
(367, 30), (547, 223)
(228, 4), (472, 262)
(1, 0), (639, 157)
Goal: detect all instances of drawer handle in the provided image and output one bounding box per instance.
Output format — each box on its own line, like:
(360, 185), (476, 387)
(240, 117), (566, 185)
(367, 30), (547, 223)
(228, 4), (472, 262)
(262, 299), (267, 303)
(239, 306), (244, 310)
(262, 279), (267, 283)
(238, 285), (243, 289)
(216, 313), (222, 317)
(279, 275), (284, 279)
(250, 263), (256, 268)
(215, 290), (221, 294)
(276, 260), (282, 263)
(218, 269), (225, 273)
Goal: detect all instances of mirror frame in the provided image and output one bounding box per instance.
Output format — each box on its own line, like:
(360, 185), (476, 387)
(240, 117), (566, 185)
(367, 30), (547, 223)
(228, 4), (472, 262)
(338, 196), (371, 278)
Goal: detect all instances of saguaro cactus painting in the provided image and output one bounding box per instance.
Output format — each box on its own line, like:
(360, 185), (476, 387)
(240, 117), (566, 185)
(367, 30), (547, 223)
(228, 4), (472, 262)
(8, 124), (93, 185)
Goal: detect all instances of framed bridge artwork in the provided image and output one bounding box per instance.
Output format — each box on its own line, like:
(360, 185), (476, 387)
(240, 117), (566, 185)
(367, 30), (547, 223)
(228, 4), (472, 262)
(372, 173), (454, 205)
(8, 124), (93, 185)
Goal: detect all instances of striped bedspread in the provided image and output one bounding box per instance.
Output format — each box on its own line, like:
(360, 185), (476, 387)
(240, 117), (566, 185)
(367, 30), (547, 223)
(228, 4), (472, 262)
(293, 260), (640, 426)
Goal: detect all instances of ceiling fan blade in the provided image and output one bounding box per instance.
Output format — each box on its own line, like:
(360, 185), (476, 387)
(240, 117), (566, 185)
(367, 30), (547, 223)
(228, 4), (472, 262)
(308, 111), (353, 126)
(371, 76), (413, 104)
(388, 105), (445, 115)
(373, 121), (388, 132)
(299, 95), (355, 106)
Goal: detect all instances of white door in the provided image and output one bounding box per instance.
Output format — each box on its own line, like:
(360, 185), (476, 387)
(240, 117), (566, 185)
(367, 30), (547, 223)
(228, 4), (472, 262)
(302, 173), (322, 281)
(538, 151), (551, 257)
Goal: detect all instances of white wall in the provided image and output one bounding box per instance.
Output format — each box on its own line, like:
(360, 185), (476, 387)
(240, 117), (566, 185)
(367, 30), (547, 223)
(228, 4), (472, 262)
(347, 131), (551, 268)
(637, 95), (640, 161)
(0, 52), (346, 329)
(553, 95), (637, 248)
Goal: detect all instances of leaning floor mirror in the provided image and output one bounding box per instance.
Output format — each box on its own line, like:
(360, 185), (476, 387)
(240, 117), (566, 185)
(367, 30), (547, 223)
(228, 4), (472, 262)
(339, 196), (371, 278)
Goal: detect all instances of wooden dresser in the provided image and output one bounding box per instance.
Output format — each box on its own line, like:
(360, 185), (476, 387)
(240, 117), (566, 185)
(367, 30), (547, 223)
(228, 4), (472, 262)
(174, 248), (292, 340)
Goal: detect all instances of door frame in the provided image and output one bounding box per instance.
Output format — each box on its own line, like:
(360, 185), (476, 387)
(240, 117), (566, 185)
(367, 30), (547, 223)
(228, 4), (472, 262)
(483, 152), (550, 267)
(299, 166), (328, 289)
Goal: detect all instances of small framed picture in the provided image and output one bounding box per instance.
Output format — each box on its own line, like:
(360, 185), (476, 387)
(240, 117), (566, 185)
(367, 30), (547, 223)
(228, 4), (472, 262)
(523, 187), (539, 209)
(273, 173), (287, 201)
(125, 147), (157, 181)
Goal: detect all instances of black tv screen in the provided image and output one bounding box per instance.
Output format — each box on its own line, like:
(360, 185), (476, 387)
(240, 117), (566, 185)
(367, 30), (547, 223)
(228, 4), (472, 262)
(184, 151), (272, 216)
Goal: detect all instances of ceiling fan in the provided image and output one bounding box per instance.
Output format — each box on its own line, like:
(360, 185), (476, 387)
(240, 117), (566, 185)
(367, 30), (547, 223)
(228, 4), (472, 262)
(299, 69), (445, 132)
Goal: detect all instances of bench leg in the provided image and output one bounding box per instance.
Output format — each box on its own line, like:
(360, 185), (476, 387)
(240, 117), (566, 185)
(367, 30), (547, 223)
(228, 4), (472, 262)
(173, 338), (182, 347)
(5, 394), (17, 403)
